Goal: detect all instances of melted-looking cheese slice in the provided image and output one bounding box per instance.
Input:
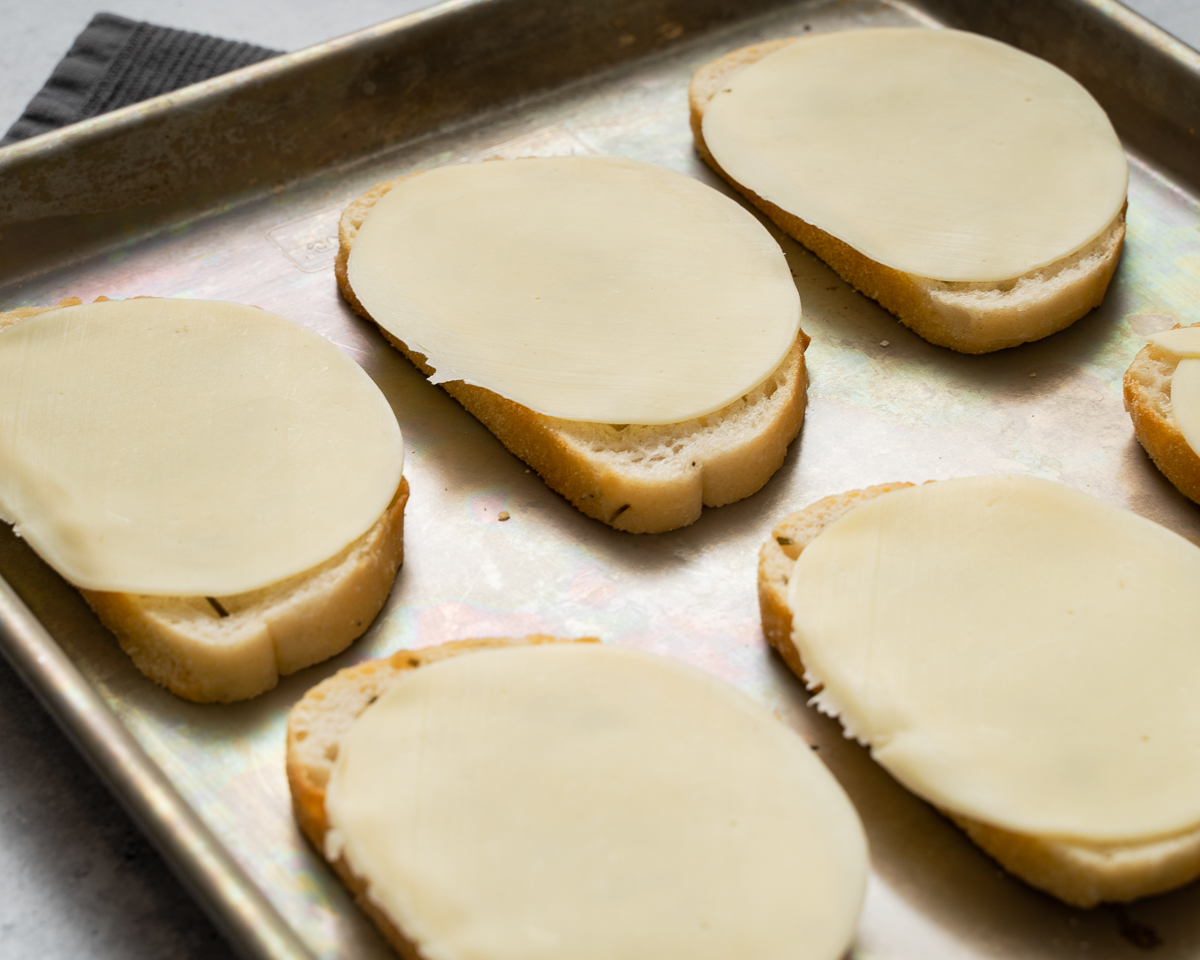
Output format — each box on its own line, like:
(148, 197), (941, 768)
(326, 644), (867, 960)
(0, 299), (404, 596)
(787, 475), (1200, 843)
(346, 156), (800, 424)
(702, 28), (1128, 282)
(1149, 327), (1200, 461)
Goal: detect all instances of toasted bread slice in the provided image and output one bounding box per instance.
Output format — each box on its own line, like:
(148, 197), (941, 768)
(336, 176), (809, 535)
(1124, 323), (1200, 505)
(758, 484), (1200, 907)
(0, 298), (408, 703)
(690, 39), (1126, 355)
(286, 635), (594, 960)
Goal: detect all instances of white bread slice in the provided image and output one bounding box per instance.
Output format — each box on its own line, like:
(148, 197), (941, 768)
(690, 39), (1126, 355)
(758, 484), (1200, 907)
(1124, 322), (1200, 505)
(336, 176), (809, 534)
(286, 635), (595, 960)
(0, 298), (409, 703)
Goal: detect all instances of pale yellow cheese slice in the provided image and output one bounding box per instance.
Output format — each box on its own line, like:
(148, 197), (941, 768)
(1148, 327), (1200, 464)
(787, 475), (1200, 844)
(702, 28), (1128, 282)
(1149, 327), (1200, 358)
(346, 156), (800, 424)
(1170, 360), (1200, 457)
(326, 643), (867, 960)
(0, 299), (404, 596)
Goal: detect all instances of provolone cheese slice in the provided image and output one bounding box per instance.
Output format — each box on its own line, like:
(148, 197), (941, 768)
(1170, 360), (1200, 459)
(326, 644), (867, 960)
(787, 476), (1200, 843)
(1147, 327), (1200, 462)
(1149, 326), (1200, 358)
(346, 156), (800, 424)
(0, 299), (403, 596)
(702, 28), (1128, 282)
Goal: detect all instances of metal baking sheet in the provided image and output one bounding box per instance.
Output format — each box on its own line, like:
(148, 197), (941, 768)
(3, 0), (1200, 957)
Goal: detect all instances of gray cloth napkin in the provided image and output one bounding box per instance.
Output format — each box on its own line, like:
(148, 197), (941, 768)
(1, 12), (280, 146)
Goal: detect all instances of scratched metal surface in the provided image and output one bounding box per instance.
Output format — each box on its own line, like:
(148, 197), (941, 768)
(2, 0), (1200, 957)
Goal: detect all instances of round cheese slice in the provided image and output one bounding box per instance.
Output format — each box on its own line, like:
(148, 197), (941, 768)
(787, 475), (1200, 844)
(326, 643), (867, 960)
(1170, 358), (1200, 455)
(346, 156), (801, 424)
(1150, 327), (1200, 461)
(0, 298), (404, 596)
(1149, 327), (1200, 359)
(701, 28), (1128, 282)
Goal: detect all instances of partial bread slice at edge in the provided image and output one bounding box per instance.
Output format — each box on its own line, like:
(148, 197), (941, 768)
(690, 39), (1126, 355)
(286, 635), (597, 960)
(336, 172), (809, 535)
(0, 297), (408, 703)
(1124, 323), (1200, 506)
(757, 484), (1200, 907)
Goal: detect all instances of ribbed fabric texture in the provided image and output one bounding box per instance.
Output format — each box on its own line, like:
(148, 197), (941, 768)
(2, 13), (281, 146)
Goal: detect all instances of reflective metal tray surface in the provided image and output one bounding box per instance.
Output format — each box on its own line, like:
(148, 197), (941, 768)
(2, 0), (1200, 957)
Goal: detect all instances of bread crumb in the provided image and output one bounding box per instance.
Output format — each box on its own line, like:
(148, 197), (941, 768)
(1030, 372), (1037, 377)
(880, 340), (889, 347)
(498, 511), (511, 521)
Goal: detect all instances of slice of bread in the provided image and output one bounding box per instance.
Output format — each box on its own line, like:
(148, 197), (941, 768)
(690, 39), (1126, 355)
(0, 298), (409, 703)
(336, 176), (809, 535)
(758, 484), (1200, 907)
(286, 635), (594, 959)
(1124, 323), (1200, 505)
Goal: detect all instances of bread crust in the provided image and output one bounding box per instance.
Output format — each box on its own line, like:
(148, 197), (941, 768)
(0, 297), (408, 703)
(336, 170), (809, 534)
(759, 484), (1200, 906)
(1123, 323), (1200, 505)
(285, 635), (597, 960)
(690, 39), (1126, 355)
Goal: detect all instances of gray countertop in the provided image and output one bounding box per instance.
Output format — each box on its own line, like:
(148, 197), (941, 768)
(1, 2), (1198, 958)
